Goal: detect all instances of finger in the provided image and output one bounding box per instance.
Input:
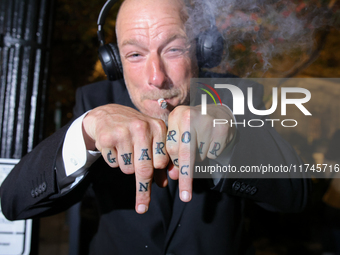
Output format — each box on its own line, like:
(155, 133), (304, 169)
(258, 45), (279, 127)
(134, 140), (154, 214)
(178, 129), (196, 202)
(195, 138), (210, 162)
(152, 119), (169, 187)
(207, 141), (223, 159)
(168, 161), (179, 180)
(166, 126), (180, 177)
(117, 145), (134, 175)
(102, 148), (119, 168)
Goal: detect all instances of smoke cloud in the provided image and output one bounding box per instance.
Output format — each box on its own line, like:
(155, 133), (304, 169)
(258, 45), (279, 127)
(184, 0), (339, 77)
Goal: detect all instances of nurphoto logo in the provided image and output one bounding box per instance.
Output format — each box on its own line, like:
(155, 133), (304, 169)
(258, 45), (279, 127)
(198, 81), (312, 128)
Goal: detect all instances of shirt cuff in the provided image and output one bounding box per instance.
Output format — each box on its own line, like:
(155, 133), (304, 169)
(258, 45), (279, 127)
(62, 111), (101, 177)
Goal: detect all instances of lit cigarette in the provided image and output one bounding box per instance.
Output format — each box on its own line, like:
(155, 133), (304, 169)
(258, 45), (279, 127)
(158, 98), (167, 109)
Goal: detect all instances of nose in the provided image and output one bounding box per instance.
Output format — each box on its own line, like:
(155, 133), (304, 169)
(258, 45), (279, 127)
(146, 53), (166, 88)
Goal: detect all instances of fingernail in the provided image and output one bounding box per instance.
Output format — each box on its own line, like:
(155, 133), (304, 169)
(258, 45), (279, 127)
(181, 191), (190, 202)
(137, 204), (147, 214)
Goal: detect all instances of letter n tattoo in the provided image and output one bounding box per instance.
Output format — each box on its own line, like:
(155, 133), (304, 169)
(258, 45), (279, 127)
(139, 182), (149, 192)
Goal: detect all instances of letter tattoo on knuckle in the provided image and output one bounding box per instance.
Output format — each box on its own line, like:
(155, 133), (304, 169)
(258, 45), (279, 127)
(180, 165), (189, 175)
(209, 142), (221, 157)
(139, 149), (151, 160)
(167, 130), (177, 142)
(174, 158), (179, 167)
(121, 153), (132, 165)
(107, 150), (116, 163)
(139, 182), (150, 192)
(198, 142), (204, 154)
(155, 142), (166, 155)
(181, 131), (191, 143)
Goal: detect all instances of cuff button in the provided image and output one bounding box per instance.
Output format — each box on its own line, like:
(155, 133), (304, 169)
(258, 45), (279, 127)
(41, 182), (47, 191)
(232, 181), (241, 191)
(250, 187), (257, 195)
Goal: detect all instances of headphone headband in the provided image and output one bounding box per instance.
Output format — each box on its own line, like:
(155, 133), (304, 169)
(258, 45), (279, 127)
(97, 0), (119, 46)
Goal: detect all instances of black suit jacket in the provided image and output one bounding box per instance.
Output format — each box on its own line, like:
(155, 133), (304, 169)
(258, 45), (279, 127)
(0, 75), (310, 255)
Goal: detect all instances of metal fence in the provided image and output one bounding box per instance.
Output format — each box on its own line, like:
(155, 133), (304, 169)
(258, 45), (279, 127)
(0, 0), (54, 159)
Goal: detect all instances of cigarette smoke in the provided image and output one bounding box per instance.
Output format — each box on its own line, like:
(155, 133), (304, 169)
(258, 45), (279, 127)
(184, 0), (339, 77)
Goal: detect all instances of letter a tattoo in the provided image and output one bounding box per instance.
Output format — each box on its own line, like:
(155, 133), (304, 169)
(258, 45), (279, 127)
(139, 149), (151, 160)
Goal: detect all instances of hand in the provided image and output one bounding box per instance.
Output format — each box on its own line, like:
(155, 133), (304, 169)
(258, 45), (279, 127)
(166, 104), (235, 202)
(82, 104), (169, 214)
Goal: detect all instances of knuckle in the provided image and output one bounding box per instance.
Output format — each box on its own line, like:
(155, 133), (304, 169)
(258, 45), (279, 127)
(132, 120), (150, 134)
(152, 119), (167, 135)
(182, 109), (191, 125)
(115, 126), (130, 139)
(96, 133), (115, 149)
(120, 165), (135, 175)
(153, 157), (169, 169)
(166, 142), (178, 156)
(137, 165), (153, 179)
(179, 151), (191, 160)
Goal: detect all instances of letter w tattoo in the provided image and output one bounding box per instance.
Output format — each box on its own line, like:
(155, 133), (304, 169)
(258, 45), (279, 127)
(121, 153), (132, 165)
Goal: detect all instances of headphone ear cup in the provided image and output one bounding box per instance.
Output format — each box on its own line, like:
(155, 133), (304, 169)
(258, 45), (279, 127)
(98, 43), (123, 81)
(196, 26), (224, 69)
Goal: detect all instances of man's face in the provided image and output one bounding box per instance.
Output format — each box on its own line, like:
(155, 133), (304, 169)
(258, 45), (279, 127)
(116, 0), (197, 123)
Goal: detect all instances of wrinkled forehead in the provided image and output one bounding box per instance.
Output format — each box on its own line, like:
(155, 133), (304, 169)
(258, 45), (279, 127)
(116, 0), (189, 42)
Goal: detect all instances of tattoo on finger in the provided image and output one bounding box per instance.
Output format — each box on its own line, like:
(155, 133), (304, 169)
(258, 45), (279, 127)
(139, 149), (151, 160)
(198, 142), (204, 154)
(181, 131), (191, 143)
(180, 165), (189, 176)
(155, 142), (166, 155)
(167, 130), (177, 142)
(107, 150), (116, 163)
(139, 182), (149, 192)
(121, 153), (132, 165)
(209, 142), (221, 157)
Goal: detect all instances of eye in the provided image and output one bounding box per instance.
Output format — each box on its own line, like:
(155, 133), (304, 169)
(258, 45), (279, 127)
(126, 52), (144, 62)
(127, 53), (141, 58)
(165, 47), (186, 58)
(169, 48), (180, 52)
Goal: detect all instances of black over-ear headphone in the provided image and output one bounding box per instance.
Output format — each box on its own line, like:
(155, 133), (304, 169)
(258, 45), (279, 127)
(97, 0), (224, 81)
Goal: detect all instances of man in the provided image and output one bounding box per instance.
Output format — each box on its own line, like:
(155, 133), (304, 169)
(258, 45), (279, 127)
(0, 0), (310, 254)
